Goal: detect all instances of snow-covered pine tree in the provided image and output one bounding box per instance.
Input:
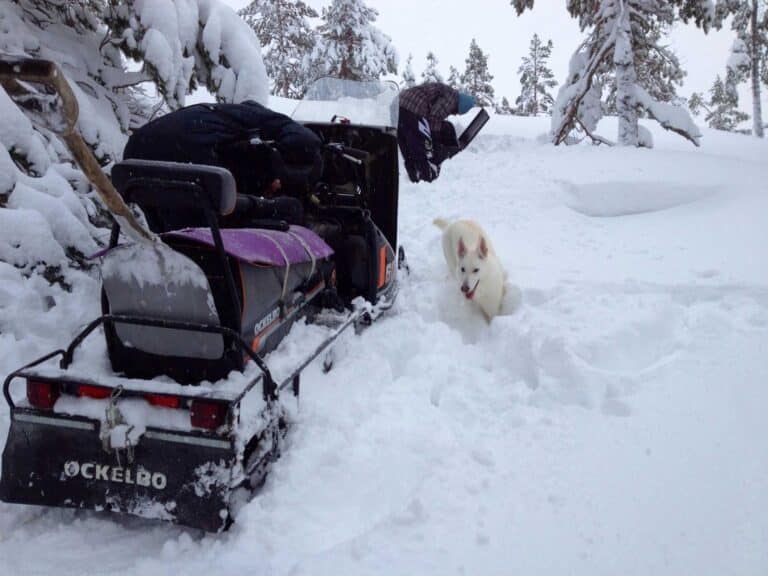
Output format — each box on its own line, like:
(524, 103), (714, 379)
(600, 20), (687, 115)
(516, 34), (557, 115)
(313, 0), (398, 81)
(511, 0), (715, 147)
(688, 91), (707, 116)
(718, 0), (767, 137)
(238, 0), (318, 98)
(422, 52), (444, 83)
(105, 0), (268, 108)
(447, 65), (462, 90)
(461, 39), (495, 107)
(496, 96), (517, 115)
(705, 73), (750, 130)
(401, 54), (416, 88)
(0, 0), (268, 296)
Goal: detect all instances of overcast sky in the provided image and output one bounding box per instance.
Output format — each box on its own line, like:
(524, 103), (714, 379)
(222, 0), (741, 103)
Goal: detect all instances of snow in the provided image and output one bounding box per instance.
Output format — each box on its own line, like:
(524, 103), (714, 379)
(119, 0), (267, 107)
(1, 115), (767, 575)
(0, 0), (135, 288)
(101, 243), (211, 290)
(8, 182), (97, 256)
(562, 181), (719, 217)
(197, 0), (269, 104)
(0, 84), (52, 175)
(727, 38), (750, 73)
(0, 207), (67, 268)
(54, 395), (188, 436)
(635, 86), (703, 146)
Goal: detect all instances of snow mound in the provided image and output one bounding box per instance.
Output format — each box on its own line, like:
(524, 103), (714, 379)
(563, 181), (720, 217)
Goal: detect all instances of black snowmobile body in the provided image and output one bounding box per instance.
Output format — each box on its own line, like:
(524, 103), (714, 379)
(0, 80), (400, 532)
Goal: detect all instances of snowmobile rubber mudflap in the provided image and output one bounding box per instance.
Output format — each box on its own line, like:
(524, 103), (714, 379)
(0, 408), (251, 532)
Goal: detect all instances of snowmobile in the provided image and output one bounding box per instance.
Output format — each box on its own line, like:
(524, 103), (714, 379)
(0, 62), (400, 532)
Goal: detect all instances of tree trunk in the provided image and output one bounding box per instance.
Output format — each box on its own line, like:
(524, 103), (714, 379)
(751, 0), (764, 138)
(276, 2), (287, 98)
(533, 52), (539, 115)
(614, 0), (639, 146)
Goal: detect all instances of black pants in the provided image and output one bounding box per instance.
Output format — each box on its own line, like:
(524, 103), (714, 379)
(397, 109), (461, 183)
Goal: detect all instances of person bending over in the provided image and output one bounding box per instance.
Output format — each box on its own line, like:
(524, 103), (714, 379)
(397, 83), (476, 183)
(123, 100), (322, 230)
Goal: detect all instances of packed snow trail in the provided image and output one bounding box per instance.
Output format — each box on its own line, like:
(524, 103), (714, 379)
(0, 117), (766, 575)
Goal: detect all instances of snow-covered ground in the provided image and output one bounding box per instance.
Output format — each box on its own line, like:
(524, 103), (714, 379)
(1, 116), (767, 575)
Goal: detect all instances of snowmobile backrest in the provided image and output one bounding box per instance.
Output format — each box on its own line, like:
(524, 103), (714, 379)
(109, 159), (245, 350)
(111, 159), (237, 217)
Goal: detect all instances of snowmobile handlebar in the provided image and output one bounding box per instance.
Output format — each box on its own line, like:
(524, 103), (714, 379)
(324, 142), (364, 166)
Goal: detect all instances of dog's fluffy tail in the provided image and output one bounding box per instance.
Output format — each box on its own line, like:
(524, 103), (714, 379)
(433, 218), (450, 230)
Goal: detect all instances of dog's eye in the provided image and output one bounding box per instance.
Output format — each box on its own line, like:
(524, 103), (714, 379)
(461, 267), (465, 273)
(473, 268), (479, 274)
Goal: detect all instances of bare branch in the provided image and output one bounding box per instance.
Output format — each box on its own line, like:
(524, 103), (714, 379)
(108, 72), (154, 89)
(576, 118), (616, 146)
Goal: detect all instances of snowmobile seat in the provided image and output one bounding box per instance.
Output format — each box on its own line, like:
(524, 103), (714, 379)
(104, 159), (334, 384)
(111, 159), (238, 233)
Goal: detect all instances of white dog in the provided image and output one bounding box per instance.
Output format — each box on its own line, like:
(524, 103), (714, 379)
(434, 218), (507, 322)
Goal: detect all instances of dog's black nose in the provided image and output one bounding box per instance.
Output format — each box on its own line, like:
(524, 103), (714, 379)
(461, 284), (469, 293)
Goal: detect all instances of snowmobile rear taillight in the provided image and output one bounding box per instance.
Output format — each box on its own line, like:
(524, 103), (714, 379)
(145, 393), (181, 409)
(190, 400), (227, 431)
(77, 384), (112, 400)
(27, 379), (59, 410)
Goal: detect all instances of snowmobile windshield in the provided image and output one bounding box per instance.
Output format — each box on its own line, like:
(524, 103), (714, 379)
(292, 77), (399, 128)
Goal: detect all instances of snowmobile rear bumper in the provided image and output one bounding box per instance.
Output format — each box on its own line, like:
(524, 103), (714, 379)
(0, 330), (283, 533)
(0, 406), (246, 532)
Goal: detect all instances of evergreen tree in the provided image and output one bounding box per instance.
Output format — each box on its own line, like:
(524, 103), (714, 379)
(106, 0), (268, 109)
(688, 91), (707, 116)
(461, 39), (495, 107)
(313, 0), (398, 81)
(705, 73), (750, 130)
(238, 0), (318, 98)
(718, 0), (767, 137)
(600, 21), (687, 115)
(0, 0), (268, 282)
(511, 0), (716, 147)
(496, 97), (517, 115)
(422, 52), (444, 83)
(516, 34), (557, 115)
(447, 65), (462, 90)
(401, 54), (416, 88)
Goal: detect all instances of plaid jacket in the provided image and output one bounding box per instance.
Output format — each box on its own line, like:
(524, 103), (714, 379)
(399, 83), (459, 132)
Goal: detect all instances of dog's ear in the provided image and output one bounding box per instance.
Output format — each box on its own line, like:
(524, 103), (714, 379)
(458, 237), (467, 258)
(478, 236), (488, 259)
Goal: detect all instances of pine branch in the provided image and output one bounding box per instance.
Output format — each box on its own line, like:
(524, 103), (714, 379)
(553, 32), (617, 145)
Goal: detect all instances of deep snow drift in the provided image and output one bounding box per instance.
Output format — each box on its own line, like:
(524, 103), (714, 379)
(0, 115), (766, 576)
